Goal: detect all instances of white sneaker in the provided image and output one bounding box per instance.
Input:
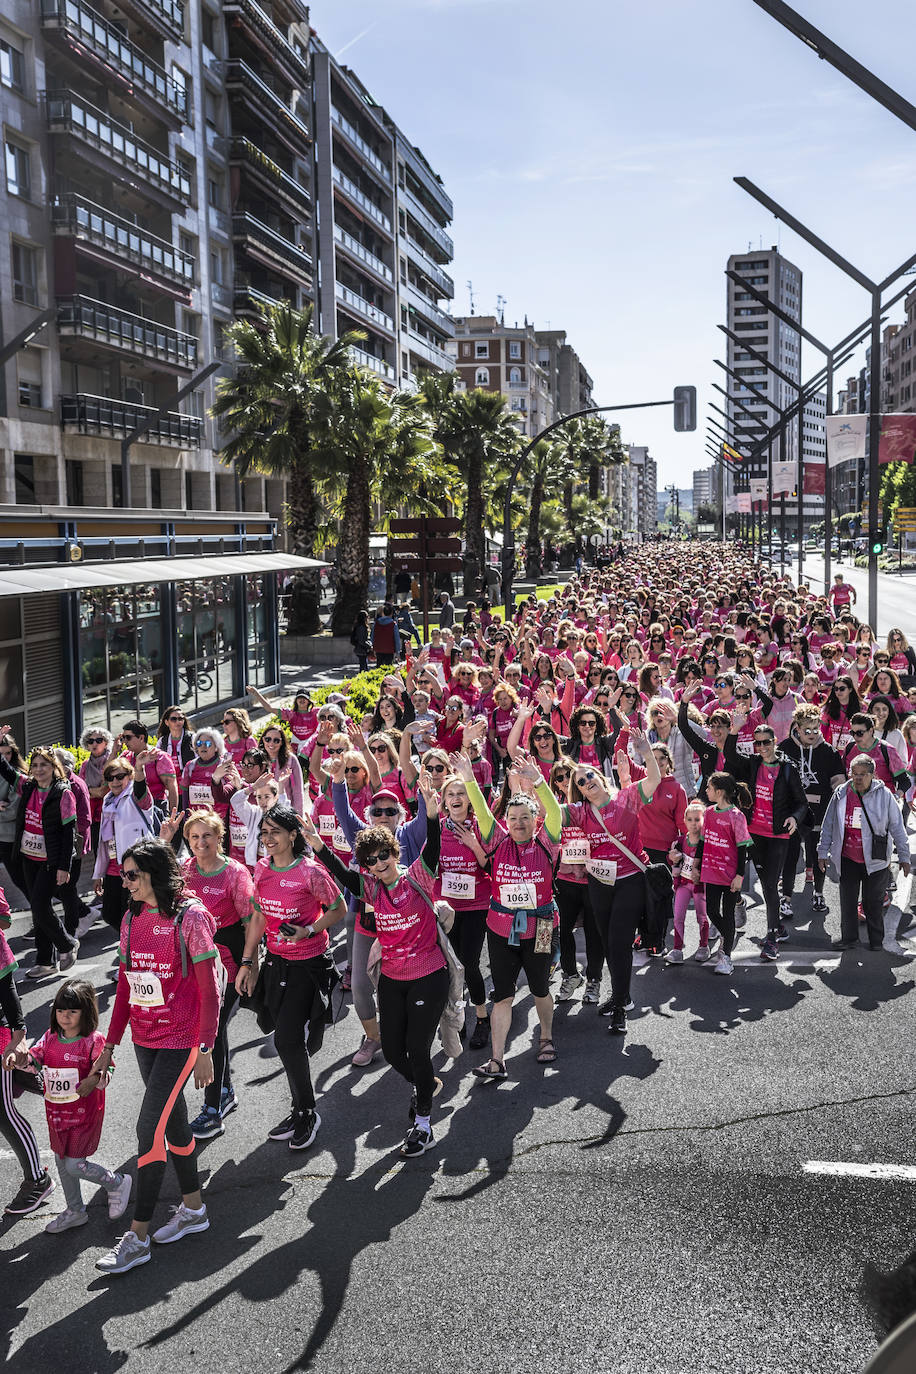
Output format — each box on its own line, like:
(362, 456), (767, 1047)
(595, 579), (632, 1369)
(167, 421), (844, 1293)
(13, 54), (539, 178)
(151, 1202), (209, 1244)
(631, 949), (650, 968)
(734, 900), (747, 929)
(75, 910), (97, 941)
(582, 979), (601, 1003)
(25, 964), (59, 980)
(665, 947), (684, 964)
(713, 953), (733, 976)
(108, 1173), (132, 1221)
(557, 971), (584, 1001)
(59, 941), (80, 973)
(779, 897), (793, 918)
(45, 1207), (88, 1234)
(694, 945), (711, 963)
(96, 1230), (151, 1274)
(882, 940), (915, 958)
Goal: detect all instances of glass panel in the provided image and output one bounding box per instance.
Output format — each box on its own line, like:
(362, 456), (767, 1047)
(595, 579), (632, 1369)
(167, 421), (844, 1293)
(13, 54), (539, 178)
(0, 646), (23, 708)
(0, 598), (21, 642)
(139, 670), (164, 722)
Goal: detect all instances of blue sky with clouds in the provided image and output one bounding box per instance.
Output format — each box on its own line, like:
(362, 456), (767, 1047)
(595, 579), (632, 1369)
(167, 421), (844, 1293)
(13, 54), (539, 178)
(311, 0), (916, 488)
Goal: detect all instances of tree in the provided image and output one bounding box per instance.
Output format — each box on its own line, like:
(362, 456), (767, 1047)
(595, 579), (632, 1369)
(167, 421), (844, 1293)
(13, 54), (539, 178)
(211, 301), (362, 635)
(515, 440), (575, 577)
(695, 501), (719, 526)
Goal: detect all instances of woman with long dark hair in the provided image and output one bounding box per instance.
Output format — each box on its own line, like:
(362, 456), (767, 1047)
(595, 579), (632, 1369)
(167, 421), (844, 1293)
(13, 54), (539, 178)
(156, 707), (195, 770)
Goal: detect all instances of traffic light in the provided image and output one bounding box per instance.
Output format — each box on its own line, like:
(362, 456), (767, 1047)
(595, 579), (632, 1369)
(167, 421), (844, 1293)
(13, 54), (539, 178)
(871, 537), (884, 556)
(673, 385), (697, 432)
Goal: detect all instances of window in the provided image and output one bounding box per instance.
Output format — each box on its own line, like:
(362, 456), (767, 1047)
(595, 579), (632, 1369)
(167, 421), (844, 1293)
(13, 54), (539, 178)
(399, 256), (407, 283)
(78, 583), (165, 731)
(17, 347), (41, 408)
(0, 38), (25, 92)
(210, 250), (224, 284)
(204, 88), (220, 130)
(509, 341), (521, 359)
(150, 468), (162, 509)
(13, 455), (34, 504)
(207, 176), (221, 208)
(5, 139), (30, 197)
(185, 471), (194, 509)
(111, 464), (123, 509)
(179, 231), (196, 258)
(461, 342), (471, 357)
(508, 367), (521, 384)
(201, 8), (216, 49)
(65, 460), (84, 506)
(475, 367), (489, 386)
(474, 341), (488, 359)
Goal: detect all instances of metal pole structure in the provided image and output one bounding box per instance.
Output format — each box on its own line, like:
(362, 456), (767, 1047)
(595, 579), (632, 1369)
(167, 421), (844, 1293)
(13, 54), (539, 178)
(824, 353), (833, 589)
(797, 397), (805, 584)
(120, 361), (221, 508)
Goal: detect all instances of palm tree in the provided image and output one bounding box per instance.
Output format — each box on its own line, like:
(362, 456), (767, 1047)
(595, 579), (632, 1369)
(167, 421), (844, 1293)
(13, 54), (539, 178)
(210, 301), (363, 635)
(519, 440), (577, 577)
(420, 374), (520, 595)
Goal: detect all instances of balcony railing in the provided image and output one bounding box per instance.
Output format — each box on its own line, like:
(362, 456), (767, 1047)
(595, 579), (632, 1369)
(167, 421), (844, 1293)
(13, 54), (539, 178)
(60, 392), (202, 446)
(233, 212), (311, 279)
(405, 281), (453, 336)
(350, 345), (395, 382)
(44, 91), (191, 203)
(398, 232), (454, 299)
(233, 283), (282, 314)
(230, 137), (311, 213)
(224, 60), (309, 146)
(223, 0), (309, 82)
(40, 0), (187, 121)
(331, 106), (391, 183)
(52, 193), (195, 288)
(333, 224), (392, 283)
(334, 281), (394, 334)
(400, 183), (453, 259)
(332, 166), (391, 232)
(57, 295), (198, 368)
(399, 141), (453, 221)
(406, 328), (452, 371)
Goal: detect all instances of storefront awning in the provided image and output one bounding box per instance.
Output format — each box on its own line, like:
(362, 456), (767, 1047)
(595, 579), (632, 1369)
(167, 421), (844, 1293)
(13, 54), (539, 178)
(0, 551), (328, 599)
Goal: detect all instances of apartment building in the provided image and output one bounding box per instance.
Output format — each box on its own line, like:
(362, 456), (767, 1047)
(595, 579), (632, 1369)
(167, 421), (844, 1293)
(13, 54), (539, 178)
(535, 329), (594, 416)
(449, 315), (554, 436)
(627, 445), (657, 539)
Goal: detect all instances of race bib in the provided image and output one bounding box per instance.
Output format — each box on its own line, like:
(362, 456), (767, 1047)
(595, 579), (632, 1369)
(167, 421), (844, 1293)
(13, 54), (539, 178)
(586, 858), (618, 885)
(805, 793), (820, 804)
(561, 838), (589, 865)
(43, 1067), (80, 1104)
(229, 820), (248, 847)
(849, 807), (862, 831)
(442, 869), (475, 900)
(20, 829), (46, 858)
(318, 813), (335, 836)
(499, 880), (537, 909)
(189, 783), (213, 806)
(332, 826), (348, 851)
(680, 855), (695, 880)
(736, 738), (754, 757)
(837, 733), (852, 753)
(126, 969), (165, 1007)
(107, 837), (117, 860)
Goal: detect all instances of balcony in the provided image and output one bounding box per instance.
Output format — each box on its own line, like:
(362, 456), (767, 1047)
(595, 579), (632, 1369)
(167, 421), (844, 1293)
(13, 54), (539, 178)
(400, 140), (453, 221)
(399, 231), (454, 299)
(405, 281), (453, 336)
(335, 281), (394, 335)
(60, 393), (202, 446)
(52, 194), (195, 292)
(224, 60), (310, 152)
(113, 0), (184, 42)
(44, 91), (191, 207)
(40, 0), (187, 125)
(332, 166), (391, 233)
(223, 0), (309, 84)
(229, 137), (311, 217)
(233, 212), (312, 284)
(333, 224), (392, 284)
(406, 328), (453, 371)
(57, 295), (198, 370)
(400, 184), (453, 260)
(331, 106), (391, 185)
(350, 345), (395, 383)
(234, 283), (283, 317)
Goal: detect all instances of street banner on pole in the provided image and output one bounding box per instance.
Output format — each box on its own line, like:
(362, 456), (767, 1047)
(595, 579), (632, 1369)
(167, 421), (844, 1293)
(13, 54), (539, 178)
(749, 477), (768, 504)
(804, 462), (825, 494)
(826, 415), (867, 467)
(725, 493), (738, 514)
(736, 492), (751, 513)
(772, 460), (795, 494)
(878, 414), (916, 465)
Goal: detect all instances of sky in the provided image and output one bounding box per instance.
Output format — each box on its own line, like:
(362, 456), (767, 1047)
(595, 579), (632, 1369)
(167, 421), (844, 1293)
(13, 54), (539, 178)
(311, 0), (916, 490)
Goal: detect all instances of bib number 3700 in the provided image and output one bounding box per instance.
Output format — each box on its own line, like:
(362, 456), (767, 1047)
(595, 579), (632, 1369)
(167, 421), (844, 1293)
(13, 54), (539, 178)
(126, 970), (165, 1007)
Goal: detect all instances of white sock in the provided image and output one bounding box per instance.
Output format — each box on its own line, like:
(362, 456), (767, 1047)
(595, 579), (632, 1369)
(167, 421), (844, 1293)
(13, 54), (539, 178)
(414, 1114), (431, 1133)
(185, 1203), (206, 1215)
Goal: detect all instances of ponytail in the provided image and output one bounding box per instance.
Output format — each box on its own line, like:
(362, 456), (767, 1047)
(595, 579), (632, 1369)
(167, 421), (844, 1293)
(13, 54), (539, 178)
(707, 770), (753, 814)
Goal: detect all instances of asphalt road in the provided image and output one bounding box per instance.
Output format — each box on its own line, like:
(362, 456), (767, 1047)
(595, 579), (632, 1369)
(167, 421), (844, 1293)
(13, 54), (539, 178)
(2, 860), (916, 1374)
(783, 553), (911, 640)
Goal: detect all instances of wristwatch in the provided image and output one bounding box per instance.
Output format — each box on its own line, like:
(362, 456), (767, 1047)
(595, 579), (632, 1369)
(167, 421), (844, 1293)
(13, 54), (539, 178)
(198, 1044), (212, 1054)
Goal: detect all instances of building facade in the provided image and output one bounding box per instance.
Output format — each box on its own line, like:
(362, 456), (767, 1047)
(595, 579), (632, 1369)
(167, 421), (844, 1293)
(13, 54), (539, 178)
(626, 444), (657, 539)
(449, 315), (555, 437)
(534, 329), (594, 416)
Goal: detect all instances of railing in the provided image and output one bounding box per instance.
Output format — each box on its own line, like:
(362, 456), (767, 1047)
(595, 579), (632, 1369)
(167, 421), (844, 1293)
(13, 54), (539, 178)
(60, 393), (202, 445)
(400, 183), (453, 258)
(145, 0), (183, 36)
(332, 166), (391, 232)
(400, 141), (453, 220)
(333, 224), (392, 282)
(331, 106), (391, 182)
(405, 281), (453, 335)
(233, 212), (311, 275)
(39, 0), (187, 121)
(406, 328), (452, 370)
(398, 231), (454, 299)
(334, 281), (394, 333)
(44, 91), (191, 202)
(349, 345), (395, 381)
(57, 295), (198, 368)
(223, 0), (309, 81)
(209, 206), (230, 235)
(224, 60), (309, 144)
(233, 283), (281, 313)
(52, 194), (195, 286)
(211, 282), (232, 308)
(229, 138), (311, 211)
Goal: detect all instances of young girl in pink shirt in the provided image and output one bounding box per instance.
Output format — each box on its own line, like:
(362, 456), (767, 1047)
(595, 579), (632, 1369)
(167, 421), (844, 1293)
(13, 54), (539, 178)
(700, 772), (753, 977)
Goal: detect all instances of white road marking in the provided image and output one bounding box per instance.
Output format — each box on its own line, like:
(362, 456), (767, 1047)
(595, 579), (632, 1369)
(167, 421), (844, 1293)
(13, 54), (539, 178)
(804, 1161), (916, 1181)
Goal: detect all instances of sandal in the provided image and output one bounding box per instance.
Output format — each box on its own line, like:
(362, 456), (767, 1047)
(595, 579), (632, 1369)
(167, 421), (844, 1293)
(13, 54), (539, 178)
(536, 1039), (557, 1064)
(472, 1058), (507, 1082)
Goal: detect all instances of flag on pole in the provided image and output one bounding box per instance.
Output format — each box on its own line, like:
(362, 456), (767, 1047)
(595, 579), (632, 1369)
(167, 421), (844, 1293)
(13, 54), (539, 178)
(771, 461), (795, 494)
(878, 414), (916, 465)
(826, 415), (867, 467)
(722, 441), (742, 464)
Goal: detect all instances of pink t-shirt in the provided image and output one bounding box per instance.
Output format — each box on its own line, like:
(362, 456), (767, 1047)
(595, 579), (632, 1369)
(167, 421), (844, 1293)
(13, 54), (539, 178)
(362, 857), (446, 980)
(486, 824), (561, 940)
(183, 856), (253, 980)
(437, 816), (492, 909)
(253, 855), (340, 961)
(699, 806), (751, 885)
(281, 708), (319, 753)
(21, 786), (76, 862)
(30, 1028), (107, 1158)
(749, 762), (781, 838)
(127, 748), (176, 803)
(118, 900), (219, 1049)
(181, 760), (233, 817)
(567, 798), (645, 880)
(841, 788), (866, 863)
(0, 929), (17, 1056)
(224, 735), (257, 764)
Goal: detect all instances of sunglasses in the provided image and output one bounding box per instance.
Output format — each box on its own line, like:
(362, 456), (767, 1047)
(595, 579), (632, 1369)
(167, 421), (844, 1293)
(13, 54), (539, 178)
(121, 868), (141, 881)
(579, 719), (598, 728)
(221, 717), (235, 724)
(364, 850), (396, 866)
(108, 773), (131, 782)
(531, 730), (551, 739)
(194, 738), (215, 748)
(166, 714), (185, 722)
(621, 691), (637, 699)
(836, 684), (850, 691)
(369, 744), (390, 754)
(369, 806), (399, 818)
(262, 736), (283, 744)
(850, 729), (868, 738)
(554, 769), (571, 780)
(576, 770), (599, 784)
(86, 737), (106, 745)
(714, 679), (730, 688)
(344, 766), (365, 775)
(325, 746), (345, 756)
(426, 763), (447, 773)
(753, 737), (775, 746)
(734, 693), (752, 701)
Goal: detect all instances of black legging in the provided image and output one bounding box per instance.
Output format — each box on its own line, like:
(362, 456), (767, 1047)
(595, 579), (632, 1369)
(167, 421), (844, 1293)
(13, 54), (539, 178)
(0, 1062), (43, 1184)
(750, 834), (787, 934)
(781, 825), (824, 896)
(446, 908), (487, 1007)
(266, 956), (324, 1115)
(587, 871), (645, 1010)
(555, 878), (603, 980)
(20, 860), (77, 965)
(58, 848), (89, 935)
(101, 871), (129, 932)
(205, 983), (239, 1111)
(377, 966), (449, 1116)
(133, 1044), (199, 1224)
(704, 883), (737, 956)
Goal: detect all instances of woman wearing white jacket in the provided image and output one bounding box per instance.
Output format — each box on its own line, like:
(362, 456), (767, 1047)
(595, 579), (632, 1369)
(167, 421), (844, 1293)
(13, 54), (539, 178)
(91, 754), (154, 932)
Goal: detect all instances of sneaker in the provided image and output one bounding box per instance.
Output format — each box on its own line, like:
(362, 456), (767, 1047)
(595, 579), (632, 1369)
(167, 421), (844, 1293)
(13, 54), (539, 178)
(267, 1111), (297, 1141)
(108, 1173), (132, 1221)
(597, 998), (614, 1016)
(760, 937), (778, 961)
(694, 944), (711, 963)
(665, 947), (684, 964)
(557, 971), (584, 1001)
(734, 899), (747, 929)
(469, 1015), (491, 1049)
(351, 1036), (382, 1067)
(631, 949), (650, 968)
(289, 1109), (321, 1151)
(45, 1207), (88, 1234)
(624, 997), (635, 1012)
(75, 910), (97, 941)
(259, 1031), (279, 1059)
(59, 940), (80, 972)
(582, 979), (601, 1004)
(882, 940), (915, 958)
(5, 1171), (54, 1215)
(707, 928), (721, 954)
(96, 1230), (151, 1273)
(775, 923), (790, 942)
(608, 1006), (627, 1035)
(779, 897), (793, 918)
(25, 964), (58, 981)
(804, 867), (814, 884)
(713, 953), (733, 976)
(811, 893), (828, 914)
(409, 1077), (443, 1123)
(151, 1202), (209, 1244)
(190, 1105), (224, 1140)
(219, 1087), (238, 1119)
(400, 1125), (434, 1157)
(832, 938), (859, 951)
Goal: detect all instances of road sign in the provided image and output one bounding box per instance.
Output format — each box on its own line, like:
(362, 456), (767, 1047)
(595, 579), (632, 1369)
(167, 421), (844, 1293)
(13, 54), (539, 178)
(389, 538), (425, 554)
(389, 518), (423, 534)
(425, 538), (461, 554)
(424, 517), (462, 534)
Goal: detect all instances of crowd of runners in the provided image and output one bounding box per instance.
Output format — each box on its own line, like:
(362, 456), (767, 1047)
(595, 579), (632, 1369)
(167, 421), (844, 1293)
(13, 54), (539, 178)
(0, 540), (914, 1275)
